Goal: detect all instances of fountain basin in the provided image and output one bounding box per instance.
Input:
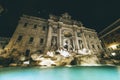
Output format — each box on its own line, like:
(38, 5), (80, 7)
(0, 66), (120, 80)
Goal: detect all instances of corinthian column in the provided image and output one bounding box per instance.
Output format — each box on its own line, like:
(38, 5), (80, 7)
(73, 26), (79, 51)
(82, 30), (88, 49)
(58, 26), (62, 47)
(44, 24), (52, 53)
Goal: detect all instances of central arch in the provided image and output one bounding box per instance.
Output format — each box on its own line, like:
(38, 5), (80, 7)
(62, 30), (74, 51)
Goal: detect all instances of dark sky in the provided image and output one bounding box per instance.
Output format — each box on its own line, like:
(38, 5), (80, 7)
(0, 0), (120, 37)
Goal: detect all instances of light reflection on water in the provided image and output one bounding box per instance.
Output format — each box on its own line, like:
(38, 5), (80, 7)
(0, 66), (120, 80)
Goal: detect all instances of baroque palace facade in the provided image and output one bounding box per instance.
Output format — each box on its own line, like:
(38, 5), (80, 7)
(5, 13), (102, 56)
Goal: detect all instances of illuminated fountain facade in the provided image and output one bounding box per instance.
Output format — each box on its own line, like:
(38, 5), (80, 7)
(5, 13), (102, 60)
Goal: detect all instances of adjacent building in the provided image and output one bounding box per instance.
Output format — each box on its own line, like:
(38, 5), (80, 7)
(5, 13), (102, 56)
(0, 37), (10, 53)
(99, 18), (120, 53)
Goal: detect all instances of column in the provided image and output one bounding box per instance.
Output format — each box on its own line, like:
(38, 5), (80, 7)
(44, 25), (52, 53)
(73, 27), (79, 51)
(82, 32), (88, 49)
(58, 27), (62, 47)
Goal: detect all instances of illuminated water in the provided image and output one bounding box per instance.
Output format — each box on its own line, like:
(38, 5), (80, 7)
(0, 66), (120, 80)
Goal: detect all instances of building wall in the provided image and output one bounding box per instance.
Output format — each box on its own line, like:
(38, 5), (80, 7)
(5, 13), (102, 56)
(5, 15), (48, 54)
(99, 18), (120, 52)
(0, 37), (9, 54)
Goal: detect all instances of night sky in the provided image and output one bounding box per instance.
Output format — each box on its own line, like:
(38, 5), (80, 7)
(0, 0), (120, 37)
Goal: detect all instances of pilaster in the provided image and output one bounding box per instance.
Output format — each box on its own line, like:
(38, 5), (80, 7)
(58, 27), (62, 47)
(44, 25), (52, 53)
(82, 30), (89, 49)
(73, 26), (79, 51)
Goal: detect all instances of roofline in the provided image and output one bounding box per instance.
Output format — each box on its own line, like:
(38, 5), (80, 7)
(99, 26), (120, 38)
(99, 18), (120, 34)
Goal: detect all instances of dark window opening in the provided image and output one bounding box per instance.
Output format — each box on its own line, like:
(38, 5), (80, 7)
(43, 26), (46, 31)
(78, 40), (82, 44)
(40, 38), (44, 44)
(29, 37), (34, 43)
(17, 35), (23, 42)
(25, 49), (30, 57)
(97, 45), (100, 49)
(37, 50), (42, 53)
(24, 23), (28, 27)
(33, 25), (37, 29)
(92, 45), (95, 49)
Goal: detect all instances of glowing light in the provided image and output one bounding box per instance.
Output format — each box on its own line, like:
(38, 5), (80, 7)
(109, 44), (118, 50)
(111, 52), (116, 56)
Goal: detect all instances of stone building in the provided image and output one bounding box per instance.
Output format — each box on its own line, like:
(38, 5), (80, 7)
(99, 18), (120, 52)
(0, 37), (9, 49)
(5, 13), (102, 56)
(0, 37), (10, 53)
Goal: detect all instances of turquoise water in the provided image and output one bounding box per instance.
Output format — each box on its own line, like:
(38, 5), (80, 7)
(0, 66), (120, 80)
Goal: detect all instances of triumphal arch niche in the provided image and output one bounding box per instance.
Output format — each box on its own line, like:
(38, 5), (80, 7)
(61, 29), (74, 51)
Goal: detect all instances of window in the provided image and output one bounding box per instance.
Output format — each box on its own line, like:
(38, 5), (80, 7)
(37, 50), (42, 53)
(17, 35), (23, 42)
(92, 45), (95, 49)
(40, 38), (44, 44)
(24, 23), (28, 27)
(97, 45), (100, 49)
(78, 40), (82, 44)
(25, 49), (30, 57)
(33, 24), (37, 29)
(43, 26), (46, 31)
(29, 37), (34, 44)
